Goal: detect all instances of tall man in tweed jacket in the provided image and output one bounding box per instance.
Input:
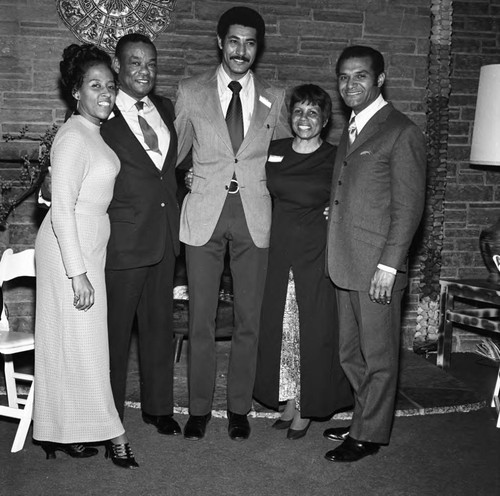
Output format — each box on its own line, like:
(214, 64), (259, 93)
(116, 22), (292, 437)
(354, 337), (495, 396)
(175, 6), (289, 441)
(323, 46), (427, 462)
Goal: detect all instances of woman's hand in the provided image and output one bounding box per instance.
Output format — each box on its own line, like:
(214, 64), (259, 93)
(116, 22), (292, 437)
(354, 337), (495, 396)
(185, 167), (194, 190)
(71, 273), (94, 311)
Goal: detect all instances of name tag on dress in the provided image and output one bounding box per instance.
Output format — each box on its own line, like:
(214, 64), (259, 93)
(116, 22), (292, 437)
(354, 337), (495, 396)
(268, 155), (284, 163)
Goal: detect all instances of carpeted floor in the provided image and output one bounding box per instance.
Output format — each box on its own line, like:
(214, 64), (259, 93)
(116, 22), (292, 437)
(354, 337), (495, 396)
(1, 298), (499, 495)
(1, 353), (499, 496)
(124, 300), (486, 419)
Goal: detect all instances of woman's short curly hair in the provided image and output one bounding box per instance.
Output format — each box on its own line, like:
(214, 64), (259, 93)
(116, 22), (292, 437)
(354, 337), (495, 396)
(59, 43), (115, 106)
(289, 84), (332, 123)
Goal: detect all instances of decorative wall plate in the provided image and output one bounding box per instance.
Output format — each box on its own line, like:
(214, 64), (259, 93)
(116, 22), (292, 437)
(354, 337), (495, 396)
(56, 0), (176, 52)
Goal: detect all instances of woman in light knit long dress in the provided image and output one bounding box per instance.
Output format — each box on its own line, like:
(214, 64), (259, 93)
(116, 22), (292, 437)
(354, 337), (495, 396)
(33, 44), (138, 469)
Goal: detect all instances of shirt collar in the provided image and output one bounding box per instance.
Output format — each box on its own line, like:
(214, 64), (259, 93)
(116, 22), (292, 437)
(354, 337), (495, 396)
(350, 94), (387, 132)
(116, 90), (152, 112)
(217, 64), (253, 94)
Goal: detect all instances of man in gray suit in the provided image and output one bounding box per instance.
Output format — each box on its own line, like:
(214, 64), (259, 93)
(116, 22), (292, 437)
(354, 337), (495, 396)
(323, 46), (426, 462)
(175, 6), (289, 441)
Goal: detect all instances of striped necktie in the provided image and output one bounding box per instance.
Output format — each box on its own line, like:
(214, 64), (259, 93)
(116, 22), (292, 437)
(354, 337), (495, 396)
(348, 116), (358, 147)
(135, 101), (161, 155)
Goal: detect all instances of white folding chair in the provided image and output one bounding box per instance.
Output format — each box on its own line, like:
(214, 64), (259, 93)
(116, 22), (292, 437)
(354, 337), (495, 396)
(493, 364), (500, 428)
(0, 248), (35, 452)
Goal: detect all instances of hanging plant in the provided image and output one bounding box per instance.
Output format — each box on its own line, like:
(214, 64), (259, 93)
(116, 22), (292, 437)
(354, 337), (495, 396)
(415, 0), (453, 350)
(1, 124), (58, 228)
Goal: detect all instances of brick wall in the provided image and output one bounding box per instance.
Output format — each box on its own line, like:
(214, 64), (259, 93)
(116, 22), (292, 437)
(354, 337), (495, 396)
(444, 1), (500, 351)
(445, 1), (500, 280)
(1, 0), (488, 349)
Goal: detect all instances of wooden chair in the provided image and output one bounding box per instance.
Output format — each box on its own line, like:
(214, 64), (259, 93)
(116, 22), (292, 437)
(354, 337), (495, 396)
(0, 248), (36, 452)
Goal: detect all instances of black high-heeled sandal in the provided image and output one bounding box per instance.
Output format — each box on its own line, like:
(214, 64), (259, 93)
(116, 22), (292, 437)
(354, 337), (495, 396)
(40, 441), (99, 459)
(105, 442), (139, 469)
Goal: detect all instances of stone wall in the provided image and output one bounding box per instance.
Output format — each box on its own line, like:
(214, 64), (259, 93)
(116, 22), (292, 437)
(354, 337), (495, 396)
(2, 0), (496, 350)
(445, 1), (500, 281)
(443, 0), (500, 351)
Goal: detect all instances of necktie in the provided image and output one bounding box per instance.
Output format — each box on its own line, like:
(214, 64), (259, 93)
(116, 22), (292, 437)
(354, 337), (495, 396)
(135, 101), (161, 155)
(348, 116), (358, 147)
(226, 81), (244, 154)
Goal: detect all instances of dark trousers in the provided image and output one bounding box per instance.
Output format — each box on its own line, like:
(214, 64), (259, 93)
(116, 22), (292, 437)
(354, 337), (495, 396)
(106, 254), (175, 419)
(186, 193), (268, 415)
(336, 287), (403, 444)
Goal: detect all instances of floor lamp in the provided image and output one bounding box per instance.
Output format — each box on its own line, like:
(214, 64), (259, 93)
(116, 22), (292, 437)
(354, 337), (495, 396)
(470, 64), (500, 282)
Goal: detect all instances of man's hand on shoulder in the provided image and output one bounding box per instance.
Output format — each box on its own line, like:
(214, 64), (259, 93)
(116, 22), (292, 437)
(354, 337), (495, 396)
(39, 166), (52, 205)
(184, 167), (193, 190)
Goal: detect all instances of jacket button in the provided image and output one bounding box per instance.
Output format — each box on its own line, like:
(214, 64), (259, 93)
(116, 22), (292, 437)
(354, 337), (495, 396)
(343, 161), (347, 166)
(338, 180), (342, 185)
(235, 159), (238, 163)
(334, 200), (339, 205)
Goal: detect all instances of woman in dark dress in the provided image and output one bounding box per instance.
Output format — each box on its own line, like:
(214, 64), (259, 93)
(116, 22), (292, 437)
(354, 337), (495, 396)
(254, 85), (352, 439)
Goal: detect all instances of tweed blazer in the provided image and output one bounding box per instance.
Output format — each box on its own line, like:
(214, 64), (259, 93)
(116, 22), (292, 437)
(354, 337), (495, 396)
(327, 103), (427, 292)
(174, 68), (290, 248)
(101, 94), (180, 270)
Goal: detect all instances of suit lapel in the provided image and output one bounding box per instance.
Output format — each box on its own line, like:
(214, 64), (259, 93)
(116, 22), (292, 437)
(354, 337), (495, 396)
(106, 105), (160, 173)
(346, 104), (393, 157)
(331, 129), (349, 189)
(197, 71), (234, 152)
(109, 100), (174, 174)
(107, 105), (138, 147)
(240, 75), (276, 154)
(196, 71), (278, 155)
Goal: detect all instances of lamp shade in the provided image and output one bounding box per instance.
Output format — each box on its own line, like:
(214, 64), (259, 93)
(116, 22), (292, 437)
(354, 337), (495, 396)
(470, 64), (500, 166)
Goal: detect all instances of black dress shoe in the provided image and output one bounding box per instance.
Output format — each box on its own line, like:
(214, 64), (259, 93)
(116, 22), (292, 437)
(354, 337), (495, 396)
(184, 413), (211, 440)
(227, 412), (250, 441)
(105, 442), (139, 469)
(39, 441), (98, 460)
(324, 436), (380, 462)
(323, 425), (350, 441)
(271, 418), (293, 430)
(142, 412), (181, 436)
(286, 420), (311, 440)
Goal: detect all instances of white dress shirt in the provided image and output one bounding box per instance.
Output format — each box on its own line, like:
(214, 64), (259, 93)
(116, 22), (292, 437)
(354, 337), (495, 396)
(115, 90), (170, 170)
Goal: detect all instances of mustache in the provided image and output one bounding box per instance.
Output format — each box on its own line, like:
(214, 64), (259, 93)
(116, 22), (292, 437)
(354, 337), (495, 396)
(230, 55), (250, 63)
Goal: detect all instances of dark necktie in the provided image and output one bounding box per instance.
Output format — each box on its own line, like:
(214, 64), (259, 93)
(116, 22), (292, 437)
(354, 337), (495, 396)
(348, 116), (358, 148)
(135, 101), (161, 155)
(226, 81), (244, 154)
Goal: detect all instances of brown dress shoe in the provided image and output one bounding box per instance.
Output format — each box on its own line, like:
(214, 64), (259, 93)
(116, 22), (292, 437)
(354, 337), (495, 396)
(324, 436), (380, 462)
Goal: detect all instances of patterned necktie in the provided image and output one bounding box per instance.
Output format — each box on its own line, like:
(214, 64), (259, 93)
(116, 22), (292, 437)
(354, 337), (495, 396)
(348, 116), (358, 147)
(135, 101), (161, 155)
(226, 81), (244, 154)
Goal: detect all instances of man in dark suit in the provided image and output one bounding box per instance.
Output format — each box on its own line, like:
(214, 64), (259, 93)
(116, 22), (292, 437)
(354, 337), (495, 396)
(175, 7), (289, 441)
(323, 45), (426, 462)
(100, 33), (181, 435)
